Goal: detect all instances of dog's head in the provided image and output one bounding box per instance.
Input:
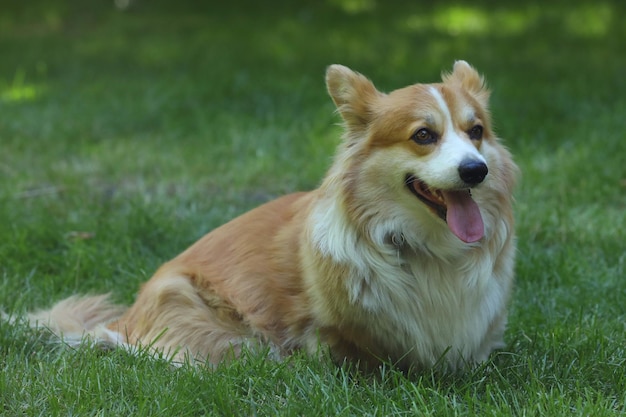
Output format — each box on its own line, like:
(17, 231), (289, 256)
(326, 62), (509, 244)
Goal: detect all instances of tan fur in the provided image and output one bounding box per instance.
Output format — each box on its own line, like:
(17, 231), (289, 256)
(18, 62), (518, 372)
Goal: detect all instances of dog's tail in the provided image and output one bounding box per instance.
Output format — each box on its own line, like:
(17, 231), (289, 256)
(8, 294), (128, 347)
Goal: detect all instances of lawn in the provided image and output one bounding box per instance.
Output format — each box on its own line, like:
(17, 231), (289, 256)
(1, 0), (625, 415)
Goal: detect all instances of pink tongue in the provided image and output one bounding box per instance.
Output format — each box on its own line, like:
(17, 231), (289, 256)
(442, 190), (484, 243)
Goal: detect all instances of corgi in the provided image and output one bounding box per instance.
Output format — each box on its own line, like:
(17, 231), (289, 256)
(19, 61), (518, 372)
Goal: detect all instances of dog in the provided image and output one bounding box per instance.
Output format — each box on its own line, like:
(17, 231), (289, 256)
(20, 61), (518, 372)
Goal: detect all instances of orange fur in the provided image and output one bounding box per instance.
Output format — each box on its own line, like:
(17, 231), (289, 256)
(19, 62), (518, 372)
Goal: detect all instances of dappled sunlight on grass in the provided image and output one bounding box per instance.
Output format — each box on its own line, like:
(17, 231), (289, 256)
(276, 0), (621, 41)
(1, 83), (41, 102)
(404, 6), (494, 36)
(1, 69), (46, 102)
(327, 0), (376, 14)
(564, 3), (613, 37)
(402, 3), (614, 38)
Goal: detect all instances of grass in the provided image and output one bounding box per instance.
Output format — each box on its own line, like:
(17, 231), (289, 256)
(1, 0), (625, 415)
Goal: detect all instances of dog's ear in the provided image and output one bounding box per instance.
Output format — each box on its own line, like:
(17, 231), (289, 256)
(443, 61), (490, 106)
(326, 65), (381, 130)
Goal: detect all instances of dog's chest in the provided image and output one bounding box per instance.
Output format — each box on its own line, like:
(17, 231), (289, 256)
(344, 247), (504, 365)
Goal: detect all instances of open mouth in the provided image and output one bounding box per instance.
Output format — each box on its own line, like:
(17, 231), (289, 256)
(404, 174), (485, 243)
(405, 175), (447, 221)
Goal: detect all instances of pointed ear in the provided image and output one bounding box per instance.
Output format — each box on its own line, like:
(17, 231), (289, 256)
(326, 64), (381, 130)
(443, 60), (490, 106)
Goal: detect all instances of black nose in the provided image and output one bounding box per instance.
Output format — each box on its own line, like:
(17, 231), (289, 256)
(458, 159), (488, 185)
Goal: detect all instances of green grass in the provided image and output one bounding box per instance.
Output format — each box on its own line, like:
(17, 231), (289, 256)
(1, 0), (626, 415)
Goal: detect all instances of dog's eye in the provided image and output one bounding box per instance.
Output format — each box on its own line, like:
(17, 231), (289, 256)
(411, 128), (437, 145)
(468, 125), (483, 141)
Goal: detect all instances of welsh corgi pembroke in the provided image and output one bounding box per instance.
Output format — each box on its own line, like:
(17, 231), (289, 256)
(21, 61), (518, 372)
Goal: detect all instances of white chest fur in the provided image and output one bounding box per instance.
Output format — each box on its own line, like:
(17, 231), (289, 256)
(350, 244), (507, 368)
(310, 199), (511, 369)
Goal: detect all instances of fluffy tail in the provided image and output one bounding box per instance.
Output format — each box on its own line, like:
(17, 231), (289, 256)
(17, 294), (127, 347)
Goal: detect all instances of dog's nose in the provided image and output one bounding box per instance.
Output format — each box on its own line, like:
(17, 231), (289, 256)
(458, 159), (488, 186)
